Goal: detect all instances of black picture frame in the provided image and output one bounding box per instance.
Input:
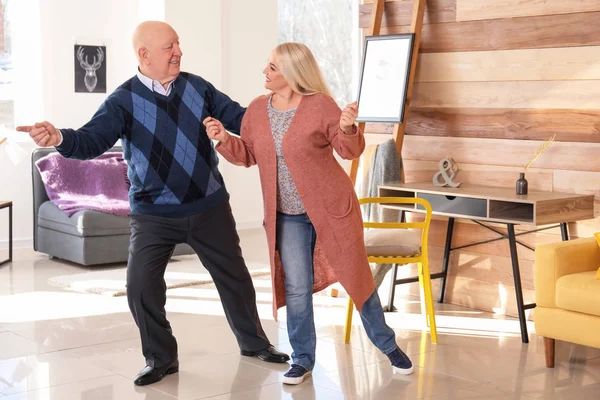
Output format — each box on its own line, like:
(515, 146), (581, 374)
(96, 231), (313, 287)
(356, 34), (415, 123)
(74, 45), (107, 93)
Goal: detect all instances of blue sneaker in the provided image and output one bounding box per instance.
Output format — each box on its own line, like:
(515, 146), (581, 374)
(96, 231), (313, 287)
(283, 364), (312, 385)
(387, 347), (414, 375)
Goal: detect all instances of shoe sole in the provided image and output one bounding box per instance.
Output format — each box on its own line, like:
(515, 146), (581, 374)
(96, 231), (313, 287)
(393, 365), (414, 375)
(282, 371), (312, 385)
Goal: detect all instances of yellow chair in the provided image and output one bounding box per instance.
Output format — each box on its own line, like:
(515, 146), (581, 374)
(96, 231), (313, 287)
(344, 197), (438, 344)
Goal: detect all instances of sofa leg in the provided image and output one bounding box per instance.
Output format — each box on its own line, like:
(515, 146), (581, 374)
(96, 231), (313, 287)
(544, 337), (555, 368)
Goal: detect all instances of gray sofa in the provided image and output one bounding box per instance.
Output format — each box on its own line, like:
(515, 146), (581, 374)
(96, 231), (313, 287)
(32, 146), (193, 266)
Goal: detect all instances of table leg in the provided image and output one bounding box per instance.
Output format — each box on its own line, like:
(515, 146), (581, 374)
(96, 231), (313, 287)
(9, 203), (12, 262)
(560, 223), (569, 241)
(438, 217), (454, 303)
(0, 204), (12, 266)
(507, 223), (529, 344)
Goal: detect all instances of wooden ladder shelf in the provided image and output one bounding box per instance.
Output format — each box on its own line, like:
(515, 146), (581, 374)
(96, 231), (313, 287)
(349, 0), (427, 184)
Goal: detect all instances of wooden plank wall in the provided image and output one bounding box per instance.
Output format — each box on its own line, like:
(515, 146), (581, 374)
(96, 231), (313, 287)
(359, 0), (600, 320)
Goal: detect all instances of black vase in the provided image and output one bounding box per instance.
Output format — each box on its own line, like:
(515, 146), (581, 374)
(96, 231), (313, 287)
(516, 172), (528, 195)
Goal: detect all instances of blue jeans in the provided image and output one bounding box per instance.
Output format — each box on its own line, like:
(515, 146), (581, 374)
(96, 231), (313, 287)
(276, 212), (399, 371)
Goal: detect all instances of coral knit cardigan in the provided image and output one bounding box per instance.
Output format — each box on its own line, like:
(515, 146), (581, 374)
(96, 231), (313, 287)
(216, 93), (376, 319)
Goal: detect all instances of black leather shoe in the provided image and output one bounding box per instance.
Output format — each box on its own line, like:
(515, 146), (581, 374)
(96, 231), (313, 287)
(241, 345), (290, 363)
(133, 359), (179, 386)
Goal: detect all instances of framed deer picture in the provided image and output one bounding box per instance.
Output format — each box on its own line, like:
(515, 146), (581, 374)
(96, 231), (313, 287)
(74, 45), (106, 93)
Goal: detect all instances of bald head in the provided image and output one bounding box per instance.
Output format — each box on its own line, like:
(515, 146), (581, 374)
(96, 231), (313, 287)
(133, 21), (182, 84)
(133, 21), (174, 53)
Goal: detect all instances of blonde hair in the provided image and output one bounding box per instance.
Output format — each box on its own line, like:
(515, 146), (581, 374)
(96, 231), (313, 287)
(274, 42), (332, 98)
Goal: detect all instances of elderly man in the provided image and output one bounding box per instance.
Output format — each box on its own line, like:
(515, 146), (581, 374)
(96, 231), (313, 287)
(17, 21), (289, 386)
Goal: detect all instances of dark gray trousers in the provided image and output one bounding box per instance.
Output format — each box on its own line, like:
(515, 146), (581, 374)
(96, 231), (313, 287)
(127, 201), (270, 368)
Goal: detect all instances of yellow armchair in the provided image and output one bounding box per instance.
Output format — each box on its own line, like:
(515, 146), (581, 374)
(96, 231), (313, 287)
(534, 237), (600, 367)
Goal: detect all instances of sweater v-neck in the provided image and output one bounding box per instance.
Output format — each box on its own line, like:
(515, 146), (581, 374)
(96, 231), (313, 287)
(134, 75), (179, 102)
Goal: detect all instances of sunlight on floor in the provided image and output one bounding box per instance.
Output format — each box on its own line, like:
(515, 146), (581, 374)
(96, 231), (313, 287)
(0, 284), (528, 340)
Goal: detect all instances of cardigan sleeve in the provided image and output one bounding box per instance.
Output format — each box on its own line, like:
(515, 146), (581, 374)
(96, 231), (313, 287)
(215, 112), (256, 167)
(320, 95), (365, 160)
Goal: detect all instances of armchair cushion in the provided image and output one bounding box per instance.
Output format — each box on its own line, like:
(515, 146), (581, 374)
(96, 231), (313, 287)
(556, 271), (600, 317)
(535, 237), (600, 308)
(38, 201), (131, 237)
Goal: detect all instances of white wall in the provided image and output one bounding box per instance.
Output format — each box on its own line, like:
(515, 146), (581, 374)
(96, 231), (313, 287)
(219, 0), (278, 228)
(0, 0), (151, 247)
(39, 0), (140, 128)
(0, 0), (40, 248)
(165, 0), (223, 86)
(0, 0), (277, 247)
(166, 0), (277, 229)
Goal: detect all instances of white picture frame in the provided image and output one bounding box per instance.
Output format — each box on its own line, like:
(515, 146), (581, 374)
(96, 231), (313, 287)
(356, 34), (415, 123)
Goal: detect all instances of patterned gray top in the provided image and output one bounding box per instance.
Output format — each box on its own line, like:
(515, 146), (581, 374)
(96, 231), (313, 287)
(267, 95), (306, 215)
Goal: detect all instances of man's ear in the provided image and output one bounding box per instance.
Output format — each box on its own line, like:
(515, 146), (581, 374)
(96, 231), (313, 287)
(138, 47), (149, 65)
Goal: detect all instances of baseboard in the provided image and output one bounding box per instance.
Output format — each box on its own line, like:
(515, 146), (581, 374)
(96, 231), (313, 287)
(0, 237), (33, 249)
(236, 220), (263, 231)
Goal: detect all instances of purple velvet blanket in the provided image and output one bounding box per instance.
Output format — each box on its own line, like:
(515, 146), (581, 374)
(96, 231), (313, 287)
(36, 152), (130, 217)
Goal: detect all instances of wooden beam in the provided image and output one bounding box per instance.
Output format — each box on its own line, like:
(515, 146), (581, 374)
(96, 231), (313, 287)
(369, 0), (386, 36)
(457, 0), (600, 22)
(359, 0), (456, 27)
(402, 135), (600, 172)
(380, 11), (600, 53)
(394, 0), (426, 183)
(406, 0), (427, 106)
(367, 107), (600, 143)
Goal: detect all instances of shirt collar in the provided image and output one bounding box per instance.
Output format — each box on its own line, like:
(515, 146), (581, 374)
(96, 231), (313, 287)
(136, 69), (175, 95)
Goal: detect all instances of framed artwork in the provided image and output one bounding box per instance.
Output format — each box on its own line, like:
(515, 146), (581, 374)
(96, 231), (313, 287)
(74, 45), (106, 93)
(356, 34), (415, 123)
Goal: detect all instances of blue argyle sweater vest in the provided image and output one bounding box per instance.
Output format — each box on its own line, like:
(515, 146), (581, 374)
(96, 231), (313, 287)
(57, 72), (245, 217)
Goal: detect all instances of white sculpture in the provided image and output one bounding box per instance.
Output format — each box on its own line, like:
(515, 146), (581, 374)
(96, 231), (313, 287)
(433, 157), (462, 188)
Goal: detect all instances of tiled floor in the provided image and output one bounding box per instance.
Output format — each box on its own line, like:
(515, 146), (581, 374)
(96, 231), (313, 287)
(0, 229), (599, 399)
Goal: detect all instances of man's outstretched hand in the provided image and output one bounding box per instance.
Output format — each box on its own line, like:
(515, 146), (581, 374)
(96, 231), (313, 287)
(16, 121), (61, 147)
